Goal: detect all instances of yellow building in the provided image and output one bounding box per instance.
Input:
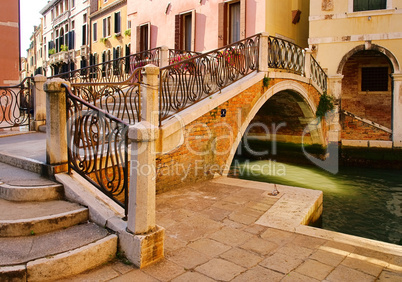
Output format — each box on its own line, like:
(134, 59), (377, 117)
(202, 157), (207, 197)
(309, 0), (402, 147)
(90, 0), (131, 66)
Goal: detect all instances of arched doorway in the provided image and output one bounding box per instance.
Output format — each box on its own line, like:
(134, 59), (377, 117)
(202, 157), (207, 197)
(339, 49), (393, 141)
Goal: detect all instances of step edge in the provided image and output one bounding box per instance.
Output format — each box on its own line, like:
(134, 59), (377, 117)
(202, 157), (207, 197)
(26, 234), (117, 281)
(0, 183), (63, 202)
(0, 207), (89, 237)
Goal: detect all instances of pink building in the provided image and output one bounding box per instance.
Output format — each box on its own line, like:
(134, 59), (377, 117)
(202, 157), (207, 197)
(128, 0), (310, 53)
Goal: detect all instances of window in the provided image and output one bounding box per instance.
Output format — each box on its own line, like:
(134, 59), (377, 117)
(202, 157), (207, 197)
(93, 22), (98, 42)
(136, 23), (150, 52)
(174, 11), (195, 51)
(72, 20), (75, 29)
(65, 0), (68, 10)
(114, 12), (121, 34)
(128, 20), (131, 29)
(229, 2), (240, 43)
(353, 0), (386, 12)
(103, 16), (111, 37)
(72, 0), (75, 8)
(82, 24), (87, 45)
(361, 67), (389, 91)
(44, 15), (47, 27)
(218, 0), (245, 47)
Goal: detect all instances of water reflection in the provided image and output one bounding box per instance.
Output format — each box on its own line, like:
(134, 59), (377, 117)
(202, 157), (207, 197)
(231, 159), (402, 245)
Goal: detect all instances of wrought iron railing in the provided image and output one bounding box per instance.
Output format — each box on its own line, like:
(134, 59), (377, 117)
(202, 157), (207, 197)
(268, 36), (305, 76)
(159, 34), (260, 123)
(69, 68), (142, 125)
(53, 47), (160, 84)
(310, 55), (328, 92)
(0, 77), (33, 130)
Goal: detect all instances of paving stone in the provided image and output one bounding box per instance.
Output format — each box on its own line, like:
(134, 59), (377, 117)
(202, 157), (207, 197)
(294, 259), (334, 280)
(142, 260), (185, 281)
(223, 195), (250, 205)
(110, 261), (136, 275)
(232, 265), (284, 282)
(259, 252), (304, 274)
(322, 241), (356, 254)
(260, 227), (296, 246)
(110, 269), (159, 282)
(282, 271), (321, 282)
(239, 236), (278, 256)
(377, 270), (402, 282)
(326, 265), (376, 282)
(209, 227), (254, 246)
(212, 201), (242, 212)
(341, 256), (384, 277)
(164, 235), (187, 252)
(167, 247), (210, 269)
(171, 271), (215, 282)
(195, 258), (246, 281)
(309, 249), (346, 267)
(275, 244), (314, 260)
(220, 247), (263, 268)
(188, 238), (231, 257)
(57, 264), (120, 282)
(246, 201), (275, 212)
(222, 218), (247, 229)
(228, 211), (258, 225)
(352, 247), (397, 265)
(199, 206), (231, 221)
(242, 224), (267, 235)
(291, 234), (327, 249)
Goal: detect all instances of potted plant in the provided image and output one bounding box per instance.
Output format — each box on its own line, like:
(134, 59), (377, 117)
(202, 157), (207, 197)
(100, 37), (108, 44)
(124, 29), (131, 37)
(49, 48), (56, 55)
(60, 44), (68, 52)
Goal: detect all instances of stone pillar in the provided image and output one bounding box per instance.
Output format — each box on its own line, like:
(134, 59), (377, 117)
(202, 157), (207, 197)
(123, 64), (164, 268)
(304, 49), (312, 80)
(392, 73), (402, 147)
(327, 74), (343, 142)
(32, 74), (47, 130)
(160, 46), (170, 68)
(258, 32), (269, 73)
(44, 78), (69, 167)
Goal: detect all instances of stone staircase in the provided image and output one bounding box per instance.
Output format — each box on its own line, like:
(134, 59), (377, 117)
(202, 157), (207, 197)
(0, 163), (117, 281)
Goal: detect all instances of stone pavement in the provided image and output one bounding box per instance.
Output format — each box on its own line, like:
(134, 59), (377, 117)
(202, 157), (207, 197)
(63, 180), (402, 282)
(1, 131), (401, 281)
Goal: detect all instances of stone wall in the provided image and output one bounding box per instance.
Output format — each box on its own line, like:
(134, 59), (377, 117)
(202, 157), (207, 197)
(340, 114), (391, 141)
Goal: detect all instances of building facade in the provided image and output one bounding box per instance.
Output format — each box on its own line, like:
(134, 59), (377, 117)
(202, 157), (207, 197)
(0, 0), (20, 85)
(127, 0), (310, 53)
(309, 0), (402, 146)
(26, 23), (44, 77)
(40, 0), (90, 76)
(89, 0), (131, 67)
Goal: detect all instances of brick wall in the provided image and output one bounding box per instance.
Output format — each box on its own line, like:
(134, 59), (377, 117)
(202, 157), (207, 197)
(340, 114), (391, 141)
(155, 78), (321, 193)
(341, 51), (392, 140)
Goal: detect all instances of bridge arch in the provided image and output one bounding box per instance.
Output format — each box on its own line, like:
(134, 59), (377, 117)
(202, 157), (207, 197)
(223, 80), (319, 175)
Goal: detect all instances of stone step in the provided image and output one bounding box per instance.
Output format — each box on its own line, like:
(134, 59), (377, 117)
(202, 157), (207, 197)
(0, 199), (89, 237)
(0, 222), (117, 281)
(0, 182), (63, 202)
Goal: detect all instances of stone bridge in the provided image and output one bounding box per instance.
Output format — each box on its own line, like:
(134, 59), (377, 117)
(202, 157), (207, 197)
(155, 68), (325, 193)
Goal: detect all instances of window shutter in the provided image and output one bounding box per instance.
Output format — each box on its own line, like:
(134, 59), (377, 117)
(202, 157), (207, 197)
(192, 10), (196, 51)
(174, 14), (182, 50)
(240, 0), (246, 39)
(147, 23), (151, 50)
(136, 26), (141, 53)
(82, 25), (86, 45)
(218, 2), (227, 48)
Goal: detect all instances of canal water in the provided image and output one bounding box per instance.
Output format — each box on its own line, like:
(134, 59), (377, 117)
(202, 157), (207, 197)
(230, 158), (402, 245)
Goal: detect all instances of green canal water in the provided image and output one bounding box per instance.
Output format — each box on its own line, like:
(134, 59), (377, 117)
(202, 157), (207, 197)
(230, 159), (402, 245)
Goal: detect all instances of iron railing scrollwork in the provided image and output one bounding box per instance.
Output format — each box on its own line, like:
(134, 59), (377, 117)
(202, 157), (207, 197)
(53, 47), (160, 84)
(65, 68), (143, 218)
(0, 77), (33, 130)
(159, 34), (260, 124)
(268, 36), (305, 76)
(310, 55), (328, 92)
